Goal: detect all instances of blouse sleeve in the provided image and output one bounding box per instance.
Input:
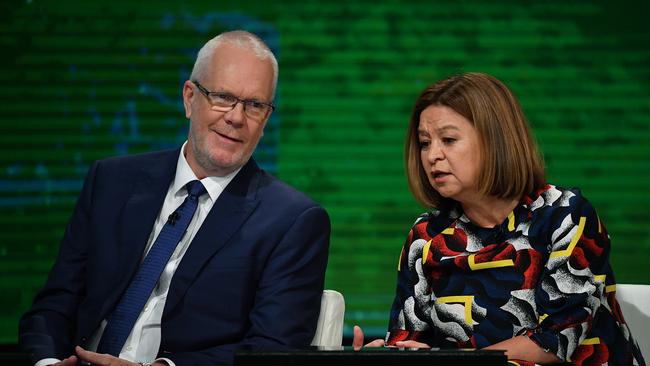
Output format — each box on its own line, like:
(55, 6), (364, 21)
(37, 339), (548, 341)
(529, 189), (613, 361)
(385, 214), (439, 346)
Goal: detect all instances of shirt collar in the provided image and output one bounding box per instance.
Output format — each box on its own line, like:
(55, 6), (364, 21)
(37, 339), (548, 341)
(171, 141), (241, 202)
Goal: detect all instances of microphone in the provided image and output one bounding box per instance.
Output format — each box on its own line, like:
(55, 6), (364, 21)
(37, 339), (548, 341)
(167, 211), (180, 225)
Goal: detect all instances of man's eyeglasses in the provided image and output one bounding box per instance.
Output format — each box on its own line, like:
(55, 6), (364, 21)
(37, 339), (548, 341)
(192, 80), (275, 120)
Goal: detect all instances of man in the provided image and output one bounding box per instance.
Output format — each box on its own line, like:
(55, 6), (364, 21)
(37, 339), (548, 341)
(19, 30), (330, 366)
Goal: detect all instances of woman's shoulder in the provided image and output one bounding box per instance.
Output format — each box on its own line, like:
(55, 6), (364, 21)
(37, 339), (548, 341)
(412, 209), (441, 225)
(407, 211), (436, 235)
(523, 184), (602, 240)
(411, 204), (457, 224)
(406, 206), (457, 241)
(524, 184), (594, 214)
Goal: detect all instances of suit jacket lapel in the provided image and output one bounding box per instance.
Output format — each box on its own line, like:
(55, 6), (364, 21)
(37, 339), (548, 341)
(163, 159), (261, 316)
(104, 149), (179, 315)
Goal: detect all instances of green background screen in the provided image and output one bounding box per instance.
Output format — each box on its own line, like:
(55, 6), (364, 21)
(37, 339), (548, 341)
(1, 0), (649, 343)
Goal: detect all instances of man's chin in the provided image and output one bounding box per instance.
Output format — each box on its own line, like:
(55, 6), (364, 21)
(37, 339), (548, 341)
(203, 154), (248, 176)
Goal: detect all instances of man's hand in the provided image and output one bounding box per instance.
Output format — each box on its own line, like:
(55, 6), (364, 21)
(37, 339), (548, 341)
(52, 355), (78, 365)
(352, 325), (385, 350)
(47, 346), (168, 366)
(74, 346), (140, 366)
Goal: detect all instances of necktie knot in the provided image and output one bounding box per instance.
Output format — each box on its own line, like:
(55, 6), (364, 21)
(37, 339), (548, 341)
(186, 180), (207, 200)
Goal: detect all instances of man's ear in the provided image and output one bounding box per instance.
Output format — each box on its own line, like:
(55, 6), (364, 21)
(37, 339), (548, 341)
(182, 80), (194, 119)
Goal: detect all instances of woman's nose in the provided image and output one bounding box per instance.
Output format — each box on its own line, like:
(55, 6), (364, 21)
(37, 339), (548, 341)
(426, 141), (443, 163)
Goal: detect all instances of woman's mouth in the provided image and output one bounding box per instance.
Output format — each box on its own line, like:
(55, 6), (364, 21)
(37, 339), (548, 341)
(432, 172), (450, 182)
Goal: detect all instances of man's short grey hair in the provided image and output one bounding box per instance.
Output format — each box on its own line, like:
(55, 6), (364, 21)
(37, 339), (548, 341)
(190, 30), (279, 99)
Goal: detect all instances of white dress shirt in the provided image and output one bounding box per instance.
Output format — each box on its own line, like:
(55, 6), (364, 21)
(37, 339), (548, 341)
(35, 142), (239, 366)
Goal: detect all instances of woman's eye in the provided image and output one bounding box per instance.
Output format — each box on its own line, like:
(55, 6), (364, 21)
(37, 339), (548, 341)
(419, 140), (430, 149)
(442, 137), (456, 144)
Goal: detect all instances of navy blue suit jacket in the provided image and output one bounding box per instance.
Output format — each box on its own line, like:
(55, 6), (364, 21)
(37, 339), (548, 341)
(19, 148), (331, 365)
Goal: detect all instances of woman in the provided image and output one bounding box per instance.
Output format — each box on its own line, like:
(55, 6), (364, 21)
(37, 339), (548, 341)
(354, 73), (645, 366)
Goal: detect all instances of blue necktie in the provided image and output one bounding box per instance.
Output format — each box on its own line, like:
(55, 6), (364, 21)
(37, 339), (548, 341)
(97, 180), (207, 356)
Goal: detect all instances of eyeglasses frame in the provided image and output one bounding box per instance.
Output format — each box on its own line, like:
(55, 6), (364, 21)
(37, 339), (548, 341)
(191, 80), (275, 120)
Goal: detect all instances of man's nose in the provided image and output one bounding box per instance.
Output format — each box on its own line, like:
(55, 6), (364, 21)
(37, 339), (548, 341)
(224, 101), (246, 126)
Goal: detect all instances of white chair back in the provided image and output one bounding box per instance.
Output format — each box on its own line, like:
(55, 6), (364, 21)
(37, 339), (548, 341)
(616, 284), (650, 358)
(310, 289), (345, 347)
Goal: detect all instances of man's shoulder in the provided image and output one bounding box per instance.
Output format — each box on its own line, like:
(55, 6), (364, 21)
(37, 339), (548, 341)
(255, 170), (324, 212)
(95, 148), (179, 169)
(84, 148), (179, 189)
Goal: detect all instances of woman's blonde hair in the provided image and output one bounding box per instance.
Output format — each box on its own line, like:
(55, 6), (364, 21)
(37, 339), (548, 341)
(405, 72), (546, 208)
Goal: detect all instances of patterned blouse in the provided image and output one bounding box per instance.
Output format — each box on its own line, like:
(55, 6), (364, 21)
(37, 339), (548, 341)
(385, 185), (645, 366)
